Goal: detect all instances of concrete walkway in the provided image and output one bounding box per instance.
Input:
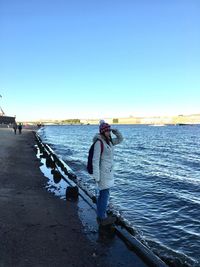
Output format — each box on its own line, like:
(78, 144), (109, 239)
(0, 128), (149, 267)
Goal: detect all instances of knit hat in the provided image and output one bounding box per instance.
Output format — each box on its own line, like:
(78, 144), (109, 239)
(99, 120), (111, 134)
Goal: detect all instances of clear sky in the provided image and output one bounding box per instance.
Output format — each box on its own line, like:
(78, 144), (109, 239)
(0, 0), (200, 121)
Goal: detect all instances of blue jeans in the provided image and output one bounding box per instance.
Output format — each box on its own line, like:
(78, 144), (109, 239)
(96, 189), (110, 219)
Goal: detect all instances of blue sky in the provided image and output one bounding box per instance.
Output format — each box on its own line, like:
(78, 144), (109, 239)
(0, 0), (199, 121)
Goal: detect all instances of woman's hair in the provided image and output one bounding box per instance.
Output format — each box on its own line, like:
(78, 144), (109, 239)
(101, 133), (113, 146)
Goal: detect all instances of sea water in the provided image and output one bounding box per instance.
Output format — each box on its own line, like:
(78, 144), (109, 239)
(38, 124), (200, 266)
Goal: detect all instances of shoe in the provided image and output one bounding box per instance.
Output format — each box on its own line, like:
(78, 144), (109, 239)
(97, 216), (116, 226)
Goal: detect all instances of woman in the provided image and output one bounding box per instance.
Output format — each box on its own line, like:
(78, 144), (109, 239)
(92, 120), (123, 226)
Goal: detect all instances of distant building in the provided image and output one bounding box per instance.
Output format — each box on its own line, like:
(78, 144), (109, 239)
(0, 115), (16, 124)
(0, 104), (16, 124)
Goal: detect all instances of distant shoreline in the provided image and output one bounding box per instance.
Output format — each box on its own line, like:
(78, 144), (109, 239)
(19, 113), (200, 125)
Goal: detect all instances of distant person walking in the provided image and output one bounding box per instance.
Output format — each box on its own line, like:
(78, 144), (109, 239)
(13, 123), (18, 134)
(92, 120), (123, 226)
(18, 123), (22, 134)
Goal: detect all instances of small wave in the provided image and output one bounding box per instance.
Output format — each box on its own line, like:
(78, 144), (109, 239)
(179, 158), (200, 171)
(147, 239), (198, 267)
